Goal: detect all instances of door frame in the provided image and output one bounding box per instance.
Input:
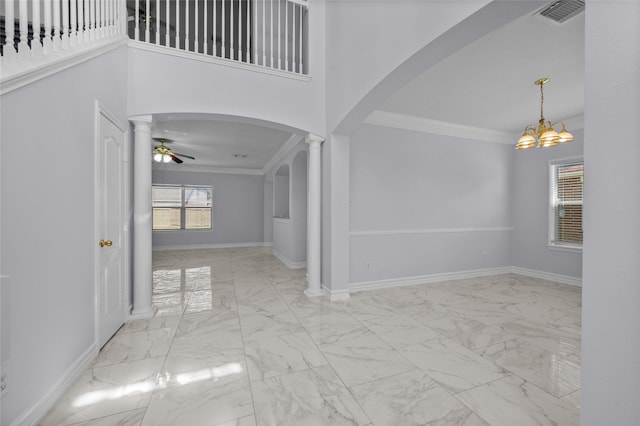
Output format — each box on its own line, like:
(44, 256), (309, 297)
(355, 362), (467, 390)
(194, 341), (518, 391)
(94, 101), (130, 347)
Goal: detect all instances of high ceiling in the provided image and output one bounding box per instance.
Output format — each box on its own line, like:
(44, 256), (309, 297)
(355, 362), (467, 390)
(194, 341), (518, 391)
(377, 6), (584, 136)
(151, 3), (584, 172)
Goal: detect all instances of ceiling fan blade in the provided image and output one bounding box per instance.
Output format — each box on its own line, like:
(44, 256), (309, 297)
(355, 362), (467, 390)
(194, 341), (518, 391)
(173, 152), (195, 160)
(170, 154), (183, 164)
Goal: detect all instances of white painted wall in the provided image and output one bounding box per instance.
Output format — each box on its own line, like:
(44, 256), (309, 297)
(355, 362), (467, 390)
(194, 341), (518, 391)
(126, 0), (325, 138)
(320, 0), (547, 293)
(265, 143), (308, 266)
(581, 1), (640, 424)
(0, 47), (128, 426)
(151, 170), (264, 248)
(349, 124), (512, 284)
(324, 0), (491, 133)
(511, 130), (584, 279)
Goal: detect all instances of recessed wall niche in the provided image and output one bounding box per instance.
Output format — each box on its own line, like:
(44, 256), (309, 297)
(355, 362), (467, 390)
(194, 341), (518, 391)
(274, 164), (290, 218)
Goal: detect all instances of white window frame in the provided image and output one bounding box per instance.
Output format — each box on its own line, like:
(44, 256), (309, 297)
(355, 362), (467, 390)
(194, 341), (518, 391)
(152, 184), (213, 231)
(548, 156), (583, 252)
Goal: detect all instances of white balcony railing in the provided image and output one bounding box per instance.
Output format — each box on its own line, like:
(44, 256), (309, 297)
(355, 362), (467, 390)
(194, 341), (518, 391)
(127, 0), (308, 75)
(0, 0), (126, 93)
(0, 0), (308, 93)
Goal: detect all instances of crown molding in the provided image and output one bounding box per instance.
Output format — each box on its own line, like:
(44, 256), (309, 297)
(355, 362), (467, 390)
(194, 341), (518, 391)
(262, 134), (305, 174)
(152, 163), (264, 175)
(365, 110), (516, 144)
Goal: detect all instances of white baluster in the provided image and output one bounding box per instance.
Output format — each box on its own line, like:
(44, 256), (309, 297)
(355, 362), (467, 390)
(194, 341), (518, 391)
(43, 0), (53, 52)
(134, 0), (139, 40)
(105, 0), (111, 36)
(246, 0), (250, 62)
(145, 0), (150, 42)
(284, 0), (288, 71)
(3, 0), (17, 63)
(204, 0), (208, 54)
(221, 0), (225, 57)
(52, 0), (62, 49)
(84, 0), (91, 42)
(174, 0), (180, 48)
(239, 0), (243, 61)
(213, 0), (217, 55)
(269, 0), (273, 67)
(250, 0), (258, 65)
(194, 0), (199, 52)
(101, 0), (106, 38)
(184, 0), (189, 51)
(90, 0), (96, 40)
(165, 0), (170, 47)
(32, 0), (44, 56)
(298, 3), (302, 73)
(69, 0), (78, 45)
(61, 0), (70, 48)
(291, 4), (300, 72)
(230, 0), (235, 60)
(16, 0), (30, 59)
(155, 0), (160, 44)
(276, 0), (280, 69)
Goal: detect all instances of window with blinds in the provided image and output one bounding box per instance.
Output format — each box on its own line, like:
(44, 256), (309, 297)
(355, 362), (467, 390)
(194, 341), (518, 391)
(549, 158), (583, 249)
(152, 185), (213, 230)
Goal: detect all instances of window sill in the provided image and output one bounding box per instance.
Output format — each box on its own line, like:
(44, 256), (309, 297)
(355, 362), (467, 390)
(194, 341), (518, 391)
(273, 217), (290, 224)
(547, 244), (582, 253)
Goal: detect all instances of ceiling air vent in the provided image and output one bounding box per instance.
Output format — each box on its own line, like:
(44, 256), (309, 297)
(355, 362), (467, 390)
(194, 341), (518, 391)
(539, 0), (585, 23)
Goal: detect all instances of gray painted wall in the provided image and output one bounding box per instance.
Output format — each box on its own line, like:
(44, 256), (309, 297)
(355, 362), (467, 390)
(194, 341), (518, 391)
(581, 1), (640, 424)
(0, 47), (128, 426)
(511, 130), (584, 278)
(264, 143), (308, 265)
(152, 170), (264, 248)
(349, 124), (512, 284)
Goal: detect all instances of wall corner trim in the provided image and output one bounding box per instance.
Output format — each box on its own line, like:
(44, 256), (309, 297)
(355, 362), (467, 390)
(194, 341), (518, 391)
(350, 267), (513, 292)
(12, 342), (98, 426)
(272, 250), (307, 269)
(152, 242), (266, 251)
(510, 266), (582, 287)
(322, 286), (351, 302)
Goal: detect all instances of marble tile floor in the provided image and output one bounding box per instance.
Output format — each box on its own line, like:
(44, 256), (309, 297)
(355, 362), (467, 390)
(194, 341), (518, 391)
(40, 247), (581, 426)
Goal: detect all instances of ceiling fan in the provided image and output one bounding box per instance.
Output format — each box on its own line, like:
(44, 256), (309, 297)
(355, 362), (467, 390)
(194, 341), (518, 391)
(152, 138), (195, 164)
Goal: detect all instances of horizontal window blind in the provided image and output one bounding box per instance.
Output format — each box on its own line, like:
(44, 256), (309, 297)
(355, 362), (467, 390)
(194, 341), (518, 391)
(550, 160), (583, 246)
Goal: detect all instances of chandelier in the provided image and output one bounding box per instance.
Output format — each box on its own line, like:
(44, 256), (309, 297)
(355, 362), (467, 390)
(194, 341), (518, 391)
(516, 77), (573, 149)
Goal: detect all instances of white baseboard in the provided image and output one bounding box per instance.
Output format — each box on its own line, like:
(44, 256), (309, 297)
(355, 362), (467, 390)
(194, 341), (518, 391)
(263, 242), (273, 247)
(152, 242), (266, 251)
(510, 266), (582, 287)
(322, 286), (351, 301)
(12, 342), (98, 426)
(350, 267), (512, 293)
(272, 250), (307, 270)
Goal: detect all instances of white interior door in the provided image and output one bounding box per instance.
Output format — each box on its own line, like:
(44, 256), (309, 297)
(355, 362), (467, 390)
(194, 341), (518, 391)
(97, 110), (126, 348)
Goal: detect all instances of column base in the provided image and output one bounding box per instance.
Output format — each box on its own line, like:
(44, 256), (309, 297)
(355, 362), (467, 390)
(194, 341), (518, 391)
(304, 288), (324, 298)
(129, 305), (157, 320)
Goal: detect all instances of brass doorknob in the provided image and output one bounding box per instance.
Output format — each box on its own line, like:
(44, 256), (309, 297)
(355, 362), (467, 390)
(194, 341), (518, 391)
(99, 239), (113, 247)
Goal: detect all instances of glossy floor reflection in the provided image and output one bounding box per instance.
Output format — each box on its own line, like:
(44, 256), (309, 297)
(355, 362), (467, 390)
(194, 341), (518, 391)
(40, 247), (581, 425)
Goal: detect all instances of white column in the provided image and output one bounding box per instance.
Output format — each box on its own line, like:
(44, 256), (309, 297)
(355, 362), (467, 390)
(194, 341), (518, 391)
(305, 134), (324, 297)
(130, 116), (155, 318)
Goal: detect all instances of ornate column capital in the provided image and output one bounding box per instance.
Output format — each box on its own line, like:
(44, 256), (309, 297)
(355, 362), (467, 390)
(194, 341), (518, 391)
(305, 133), (325, 147)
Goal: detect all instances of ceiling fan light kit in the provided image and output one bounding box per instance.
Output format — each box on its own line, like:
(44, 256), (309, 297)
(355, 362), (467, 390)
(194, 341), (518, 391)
(516, 77), (573, 150)
(152, 138), (194, 164)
